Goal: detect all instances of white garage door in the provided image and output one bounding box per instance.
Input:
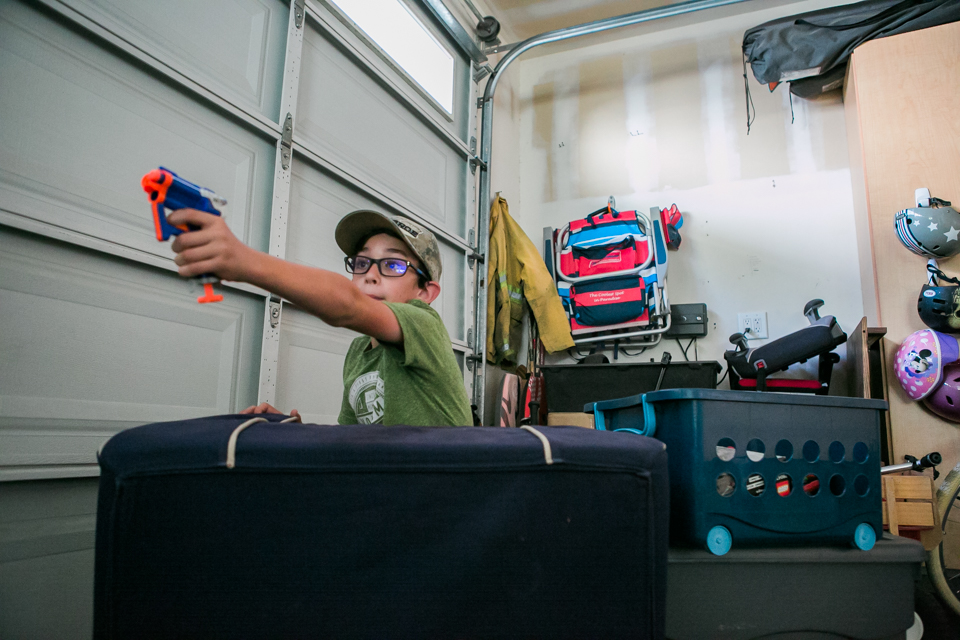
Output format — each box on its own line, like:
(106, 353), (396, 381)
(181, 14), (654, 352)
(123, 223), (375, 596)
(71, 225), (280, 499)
(0, 0), (481, 480)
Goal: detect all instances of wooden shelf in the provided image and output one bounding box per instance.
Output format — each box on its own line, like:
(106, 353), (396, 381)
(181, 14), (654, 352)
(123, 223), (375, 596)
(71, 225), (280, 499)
(845, 21), (960, 472)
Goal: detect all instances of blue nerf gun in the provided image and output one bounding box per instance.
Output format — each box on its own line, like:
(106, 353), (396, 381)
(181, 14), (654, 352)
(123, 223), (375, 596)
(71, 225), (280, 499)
(141, 167), (227, 303)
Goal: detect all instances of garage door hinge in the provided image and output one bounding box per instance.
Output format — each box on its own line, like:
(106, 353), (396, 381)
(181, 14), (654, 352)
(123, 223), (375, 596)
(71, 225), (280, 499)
(294, 0), (305, 29)
(469, 156), (486, 174)
(269, 296), (282, 328)
(280, 113), (293, 170)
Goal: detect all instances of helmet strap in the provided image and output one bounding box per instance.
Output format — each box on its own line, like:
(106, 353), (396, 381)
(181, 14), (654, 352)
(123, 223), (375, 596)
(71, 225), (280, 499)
(928, 262), (960, 286)
(929, 196), (953, 208)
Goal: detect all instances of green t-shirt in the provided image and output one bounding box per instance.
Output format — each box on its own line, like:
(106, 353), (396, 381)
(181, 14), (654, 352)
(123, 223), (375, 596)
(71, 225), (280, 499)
(338, 299), (473, 426)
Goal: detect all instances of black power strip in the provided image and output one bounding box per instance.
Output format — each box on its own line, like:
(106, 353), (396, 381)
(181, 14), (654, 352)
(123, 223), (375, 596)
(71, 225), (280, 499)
(665, 303), (708, 338)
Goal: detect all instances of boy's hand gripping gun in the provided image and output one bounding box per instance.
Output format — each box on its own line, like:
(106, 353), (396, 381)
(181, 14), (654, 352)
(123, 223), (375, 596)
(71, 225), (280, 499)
(141, 167), (227, 303)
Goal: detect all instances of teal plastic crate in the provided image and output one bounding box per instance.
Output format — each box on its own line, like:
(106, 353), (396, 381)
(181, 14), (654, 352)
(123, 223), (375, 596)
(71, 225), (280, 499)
(587, 389), (886, 555)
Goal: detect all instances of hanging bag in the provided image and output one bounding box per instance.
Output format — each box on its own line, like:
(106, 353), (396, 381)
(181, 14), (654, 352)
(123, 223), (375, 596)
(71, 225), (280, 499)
(557, 207), (653, 283)
(559, 237), (643, 278)
(568, 275), (648, 329)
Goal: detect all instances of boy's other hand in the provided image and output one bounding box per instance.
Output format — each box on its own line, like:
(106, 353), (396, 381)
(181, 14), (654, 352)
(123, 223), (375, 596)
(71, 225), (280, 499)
(168, 208), (253, 282)
(240, 403), (302, 422)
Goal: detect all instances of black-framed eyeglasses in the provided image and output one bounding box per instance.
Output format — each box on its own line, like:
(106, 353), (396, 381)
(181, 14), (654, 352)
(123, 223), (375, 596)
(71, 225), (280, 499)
(345, 255), (428, 279)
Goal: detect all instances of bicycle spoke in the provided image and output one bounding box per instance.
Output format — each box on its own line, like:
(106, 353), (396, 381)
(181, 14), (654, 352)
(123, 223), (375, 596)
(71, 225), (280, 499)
(926, 462), (960, 616)
(946, 568), (960, 595)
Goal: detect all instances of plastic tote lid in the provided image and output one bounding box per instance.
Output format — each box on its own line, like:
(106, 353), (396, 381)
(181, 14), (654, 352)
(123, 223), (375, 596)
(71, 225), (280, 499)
(638, 388), (887, 409)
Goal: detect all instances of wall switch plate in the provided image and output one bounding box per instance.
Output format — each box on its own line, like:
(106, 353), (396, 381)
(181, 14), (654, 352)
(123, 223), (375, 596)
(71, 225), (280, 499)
(738, 312), (768, 339)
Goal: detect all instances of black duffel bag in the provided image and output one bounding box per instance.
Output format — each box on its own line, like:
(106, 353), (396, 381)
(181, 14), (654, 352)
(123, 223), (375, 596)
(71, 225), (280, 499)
(743, 0), (960, 98)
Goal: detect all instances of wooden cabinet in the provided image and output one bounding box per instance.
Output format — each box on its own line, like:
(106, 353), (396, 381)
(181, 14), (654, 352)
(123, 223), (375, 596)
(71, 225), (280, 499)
(845, 21), (960, 471)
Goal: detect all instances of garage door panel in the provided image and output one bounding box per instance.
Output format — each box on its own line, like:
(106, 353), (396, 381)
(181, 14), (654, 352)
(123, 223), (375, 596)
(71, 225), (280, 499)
(275, 306), (357, 425)
(433, 241), (465, 342)
(0, 1), (275, 261)
(451, 55), (472, 142)
(288, 158), (465, 342)
(58, 0), (289, 120)
(311, 0), (472, 144)
(297, 22), (466, 238)
(287, 158), (378, 272)
(0, 227), (263, 475)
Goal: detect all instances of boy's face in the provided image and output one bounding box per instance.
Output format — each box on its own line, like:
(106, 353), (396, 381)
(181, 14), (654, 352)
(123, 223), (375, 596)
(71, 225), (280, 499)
(351, 233), (434, 304)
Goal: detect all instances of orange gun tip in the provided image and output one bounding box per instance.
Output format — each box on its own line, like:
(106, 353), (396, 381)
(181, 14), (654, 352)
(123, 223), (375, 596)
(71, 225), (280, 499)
(197, 283), (224, 304)
(140, 168), (170, 192)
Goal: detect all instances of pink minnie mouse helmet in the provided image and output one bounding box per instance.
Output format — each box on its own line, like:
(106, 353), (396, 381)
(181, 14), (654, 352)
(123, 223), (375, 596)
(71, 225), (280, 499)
(923, 363), (960, 422)
(894, 329), (960, 400)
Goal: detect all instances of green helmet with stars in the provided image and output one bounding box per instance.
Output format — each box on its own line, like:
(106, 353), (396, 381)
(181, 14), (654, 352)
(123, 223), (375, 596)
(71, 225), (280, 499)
(895, 195), (960, 259)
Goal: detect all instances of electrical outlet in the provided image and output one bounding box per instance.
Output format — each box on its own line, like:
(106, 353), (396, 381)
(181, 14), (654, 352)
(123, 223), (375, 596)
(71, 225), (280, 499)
(737, 312), (768, 340)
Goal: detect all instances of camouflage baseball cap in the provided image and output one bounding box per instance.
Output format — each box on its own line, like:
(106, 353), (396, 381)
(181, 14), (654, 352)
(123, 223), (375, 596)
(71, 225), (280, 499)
(335, 210), (442, 282)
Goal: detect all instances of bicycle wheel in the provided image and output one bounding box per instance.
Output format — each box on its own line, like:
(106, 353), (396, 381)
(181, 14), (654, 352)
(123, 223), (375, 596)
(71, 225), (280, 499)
(926, 461), (960, 617)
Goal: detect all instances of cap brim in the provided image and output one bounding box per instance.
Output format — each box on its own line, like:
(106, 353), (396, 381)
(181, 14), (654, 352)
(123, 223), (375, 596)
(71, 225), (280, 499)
(335, 210), (430, 279)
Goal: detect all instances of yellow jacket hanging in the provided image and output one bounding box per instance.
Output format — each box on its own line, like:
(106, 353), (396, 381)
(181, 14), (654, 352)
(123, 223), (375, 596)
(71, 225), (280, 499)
(486, 194), (574, 368)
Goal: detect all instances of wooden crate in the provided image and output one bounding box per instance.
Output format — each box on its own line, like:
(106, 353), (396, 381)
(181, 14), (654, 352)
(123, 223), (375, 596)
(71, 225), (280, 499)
(882, 474), (942, 549)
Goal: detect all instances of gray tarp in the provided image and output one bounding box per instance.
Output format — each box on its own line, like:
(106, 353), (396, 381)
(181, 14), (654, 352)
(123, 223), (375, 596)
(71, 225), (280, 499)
(743, 0), (960, 98)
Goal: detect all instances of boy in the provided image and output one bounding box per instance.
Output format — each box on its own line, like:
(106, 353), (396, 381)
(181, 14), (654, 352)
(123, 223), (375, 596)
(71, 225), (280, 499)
(166, 207), (473, 427)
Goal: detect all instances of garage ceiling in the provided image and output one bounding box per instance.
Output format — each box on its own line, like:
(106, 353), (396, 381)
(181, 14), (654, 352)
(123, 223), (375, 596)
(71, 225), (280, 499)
(482, 0), (693, 41)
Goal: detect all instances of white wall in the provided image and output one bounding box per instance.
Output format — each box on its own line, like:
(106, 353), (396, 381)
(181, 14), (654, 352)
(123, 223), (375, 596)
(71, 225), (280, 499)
(494, 0), (866, 390)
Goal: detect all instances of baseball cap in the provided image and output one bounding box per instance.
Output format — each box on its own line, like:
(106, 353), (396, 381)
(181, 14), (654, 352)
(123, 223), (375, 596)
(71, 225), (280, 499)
(335, 210), (442, 281)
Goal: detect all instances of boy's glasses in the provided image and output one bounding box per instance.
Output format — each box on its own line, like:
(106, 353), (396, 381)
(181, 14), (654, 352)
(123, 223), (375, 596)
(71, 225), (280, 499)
(345, 255), (427, 279)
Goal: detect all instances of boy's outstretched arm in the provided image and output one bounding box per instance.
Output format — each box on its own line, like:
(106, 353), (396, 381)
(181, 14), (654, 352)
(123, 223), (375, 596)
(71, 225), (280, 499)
(167, 209), (404, 344)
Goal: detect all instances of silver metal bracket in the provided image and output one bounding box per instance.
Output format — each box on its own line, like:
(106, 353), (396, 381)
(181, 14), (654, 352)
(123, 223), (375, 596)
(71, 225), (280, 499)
(470, 136), (477, 155)
(467, 230), (480, 266)
(280, 113), (293, 170)
(294, 0), (305, 28)
(465, 354), (482, 371)
(467, 328), (474, 346)
(481, 41), (518, 56)
(268, 297), (282, 329)
(468, 229), (483, 267)
(473, 64), (492, 84)
(469, 156), (486, 174)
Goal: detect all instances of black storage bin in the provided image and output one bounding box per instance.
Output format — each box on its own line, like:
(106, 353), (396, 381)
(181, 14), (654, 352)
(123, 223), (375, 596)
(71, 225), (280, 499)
(540, 360), (721, 413)
(94, 415), (670, 640)
(665, 535), (924, 639)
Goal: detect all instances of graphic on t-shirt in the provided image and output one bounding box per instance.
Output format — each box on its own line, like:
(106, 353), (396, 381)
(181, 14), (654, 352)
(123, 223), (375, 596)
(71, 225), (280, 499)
(349, 371), (385, 424)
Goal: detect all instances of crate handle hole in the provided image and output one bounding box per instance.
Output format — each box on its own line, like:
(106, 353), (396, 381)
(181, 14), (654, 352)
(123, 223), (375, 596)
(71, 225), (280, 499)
(746, 472), (765, 496)
(776, 473), (793, 496)
(716, 438), (736, 462)
(829, 441), (845, 463)
(746, 438), (765, 462)
(854, 474), (870, 496)
(803, 473), (820, 496)
(853, 442), (869, 464)
(716, 472), (736, 497)
(829, 474), (846, 496)
(775, 439), (793, 462)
